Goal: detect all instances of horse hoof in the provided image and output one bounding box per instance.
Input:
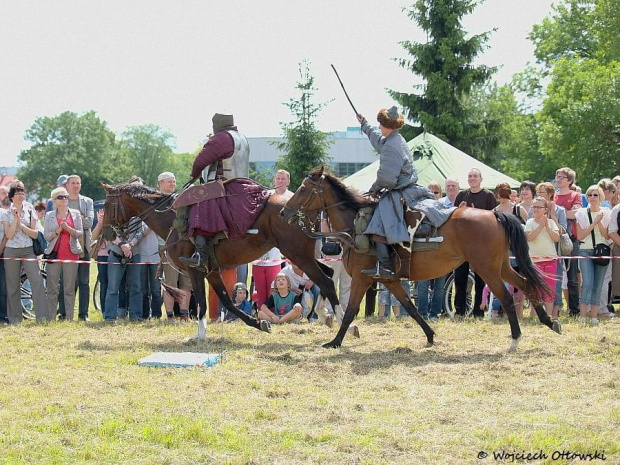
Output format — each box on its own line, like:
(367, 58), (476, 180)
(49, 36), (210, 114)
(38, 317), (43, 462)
(507, 338), (519, 353)
(322, 340), (341, 349)
(552, 320), (562, 335)
(425, 342), (434, 348)
(259, 320), (272, 333)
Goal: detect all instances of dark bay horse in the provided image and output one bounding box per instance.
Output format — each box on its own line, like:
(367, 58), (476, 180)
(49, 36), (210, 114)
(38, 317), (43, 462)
(101, 182), (352, 340)
(281, 167), (562, 352)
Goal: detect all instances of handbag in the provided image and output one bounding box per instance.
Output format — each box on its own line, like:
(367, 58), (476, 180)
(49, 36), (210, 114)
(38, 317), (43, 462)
(593, 243), (611, 266)
(33, 231), (47, 256)
(28, 211), (47, 256)
(43, 235), (60, 260)
(588, 209), (610, 266)
(558, 225), (573, 256)
(321, 240), (342, 256)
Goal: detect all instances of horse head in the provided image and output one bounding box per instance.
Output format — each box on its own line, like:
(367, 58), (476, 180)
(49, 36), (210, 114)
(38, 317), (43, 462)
(101, 183), (127, 241)
(280, 166), (326, 225)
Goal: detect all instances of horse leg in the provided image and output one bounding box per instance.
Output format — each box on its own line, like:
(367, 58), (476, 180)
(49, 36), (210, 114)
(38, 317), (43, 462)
(323, 275), (372, 348)
(205, 272), (271, 333)
(501, 261), (561, 334)
(478, 270), (522, 352)
(185, 268), (208, 341)
(384, 281), (435, 346)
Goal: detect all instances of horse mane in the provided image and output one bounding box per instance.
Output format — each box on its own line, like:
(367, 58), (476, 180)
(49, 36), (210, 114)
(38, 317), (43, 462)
(113, 182), (168, 204)
(310, 168), (376, 210)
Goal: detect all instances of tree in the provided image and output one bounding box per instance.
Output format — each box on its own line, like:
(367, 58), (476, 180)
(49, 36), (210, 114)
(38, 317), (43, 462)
(530, 0), (620, 187)
(389, 0), (496, 147)
(17, 111), (123, 200)
(460, 83), (545, 182)
(120, 124), (176, 186)
(274, 60), (333, 189)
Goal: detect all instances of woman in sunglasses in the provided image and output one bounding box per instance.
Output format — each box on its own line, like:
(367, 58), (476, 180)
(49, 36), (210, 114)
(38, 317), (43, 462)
(1, 181), (47, 323)
(43, 187), (83, 321)
(575, 185), (612, 325)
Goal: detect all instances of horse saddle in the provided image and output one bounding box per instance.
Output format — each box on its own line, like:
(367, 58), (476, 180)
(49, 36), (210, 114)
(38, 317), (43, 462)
(173, 180), (226, 208)
(405, 209), (437, 239)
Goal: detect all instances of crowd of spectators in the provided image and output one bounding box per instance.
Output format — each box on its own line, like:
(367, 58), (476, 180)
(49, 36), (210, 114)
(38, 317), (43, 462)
(0, 168), (618, 327)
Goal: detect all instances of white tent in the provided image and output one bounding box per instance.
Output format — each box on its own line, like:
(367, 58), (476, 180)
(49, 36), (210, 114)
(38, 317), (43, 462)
(343, 132), (520, 191)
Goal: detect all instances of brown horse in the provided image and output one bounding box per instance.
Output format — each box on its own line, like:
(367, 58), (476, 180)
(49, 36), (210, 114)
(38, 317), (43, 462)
(281, 166), (562, 352)
(101, 182), (351, 340)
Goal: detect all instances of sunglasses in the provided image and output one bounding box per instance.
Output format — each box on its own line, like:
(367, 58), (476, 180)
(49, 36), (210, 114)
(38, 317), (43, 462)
(55, 195), (69, 200)
(555, 175), (568, 179)
(432, 191), (441, 194)
(586, 193), (599, 197)
(532, 205), (547, 210)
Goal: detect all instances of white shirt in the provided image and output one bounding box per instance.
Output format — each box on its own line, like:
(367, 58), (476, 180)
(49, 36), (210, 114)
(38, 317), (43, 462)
(609, 203), (620, 235)
(575, 207), (611, 249)
(524, 218), (559, 261)
(268, 188), (294, 200)
(252, 247), (283, 266)
(1, 203), (36, 249)
(278, 264), (310, 290)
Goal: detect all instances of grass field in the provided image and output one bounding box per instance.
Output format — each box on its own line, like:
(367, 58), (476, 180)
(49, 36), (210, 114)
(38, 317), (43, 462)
(1, 311), (619, 464)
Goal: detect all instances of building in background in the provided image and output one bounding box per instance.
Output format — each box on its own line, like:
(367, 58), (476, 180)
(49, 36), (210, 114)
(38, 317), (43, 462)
(248, 127), (376, 180)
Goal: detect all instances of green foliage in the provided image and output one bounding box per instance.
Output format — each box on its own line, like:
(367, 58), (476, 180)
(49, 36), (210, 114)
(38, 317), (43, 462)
(17, 111), (122, 200)
(166, 151), (195, 186)
(120, 124), (176, 186)
(537, 58), (620, 186)
(460, 83), (546, 182)
(249, 163), (275, 188)
(530, 0), (620, 187)
(389, 0), (496, 147)
(274, 60), (333, 189)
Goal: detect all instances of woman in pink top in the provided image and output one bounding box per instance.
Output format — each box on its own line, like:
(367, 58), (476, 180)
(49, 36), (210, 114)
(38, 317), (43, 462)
(43, 187), (83, 321)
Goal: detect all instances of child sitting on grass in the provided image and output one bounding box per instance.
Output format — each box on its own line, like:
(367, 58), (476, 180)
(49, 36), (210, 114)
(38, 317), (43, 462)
(257, 273), (303, 324)
(224, 282), (253, 322)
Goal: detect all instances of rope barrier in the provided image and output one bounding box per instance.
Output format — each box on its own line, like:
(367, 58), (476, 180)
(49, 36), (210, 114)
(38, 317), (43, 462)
(0, 254), (616, 265)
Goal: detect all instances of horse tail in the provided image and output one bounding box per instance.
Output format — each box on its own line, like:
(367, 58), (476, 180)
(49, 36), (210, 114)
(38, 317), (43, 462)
(494, 211), (550, 298)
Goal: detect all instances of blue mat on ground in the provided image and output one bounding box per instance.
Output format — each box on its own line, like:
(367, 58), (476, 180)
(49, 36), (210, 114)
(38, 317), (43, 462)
(138, 352), (221, 368)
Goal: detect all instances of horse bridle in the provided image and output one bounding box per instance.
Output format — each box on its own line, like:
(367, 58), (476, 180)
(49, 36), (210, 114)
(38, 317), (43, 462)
(291, 174), (355, 247)
(106, 188), (174, 239)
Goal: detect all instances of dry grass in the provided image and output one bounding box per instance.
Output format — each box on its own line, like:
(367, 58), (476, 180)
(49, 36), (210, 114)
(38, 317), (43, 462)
(0, 314), (619, 464)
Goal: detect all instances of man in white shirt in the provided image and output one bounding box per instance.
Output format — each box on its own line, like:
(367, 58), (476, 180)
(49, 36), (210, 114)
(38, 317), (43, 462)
(157, 172), (192, 321)
(440, 178), (460, 207)
(269, 169), (294, 199)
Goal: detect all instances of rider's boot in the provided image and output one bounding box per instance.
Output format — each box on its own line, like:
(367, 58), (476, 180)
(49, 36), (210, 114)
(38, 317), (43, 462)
(362, 242), (396, 280)
(180, 235), (208, 268)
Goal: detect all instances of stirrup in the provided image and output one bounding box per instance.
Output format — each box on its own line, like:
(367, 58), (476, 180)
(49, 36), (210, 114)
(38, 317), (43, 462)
(180, 252), (204, 268)
(361, 265), (395, 280)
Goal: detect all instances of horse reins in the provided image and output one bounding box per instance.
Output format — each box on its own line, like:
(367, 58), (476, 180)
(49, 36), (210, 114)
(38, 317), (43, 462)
(292, 174), (355, 248)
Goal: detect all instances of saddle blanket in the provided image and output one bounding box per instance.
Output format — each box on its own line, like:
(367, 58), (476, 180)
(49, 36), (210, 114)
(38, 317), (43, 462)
(188, 178), (269, 240)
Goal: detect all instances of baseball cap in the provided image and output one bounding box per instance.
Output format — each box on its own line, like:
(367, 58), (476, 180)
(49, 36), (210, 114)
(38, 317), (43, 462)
(56, 174), (69, 186)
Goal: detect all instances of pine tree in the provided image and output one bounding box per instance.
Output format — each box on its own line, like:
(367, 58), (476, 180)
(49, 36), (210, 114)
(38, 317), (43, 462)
(274, 60), (333, 189)
(389, 0), (495, 146)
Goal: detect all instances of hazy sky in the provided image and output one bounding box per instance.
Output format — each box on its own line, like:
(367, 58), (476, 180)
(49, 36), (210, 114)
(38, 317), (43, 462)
(0, 0), (556, 167)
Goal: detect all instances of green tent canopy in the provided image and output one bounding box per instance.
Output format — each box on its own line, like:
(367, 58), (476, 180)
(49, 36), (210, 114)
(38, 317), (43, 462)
(343, 132), (520, 191)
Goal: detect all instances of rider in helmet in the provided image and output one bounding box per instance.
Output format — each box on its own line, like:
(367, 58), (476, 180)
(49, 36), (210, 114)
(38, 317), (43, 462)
(179, 113), (250, 269)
